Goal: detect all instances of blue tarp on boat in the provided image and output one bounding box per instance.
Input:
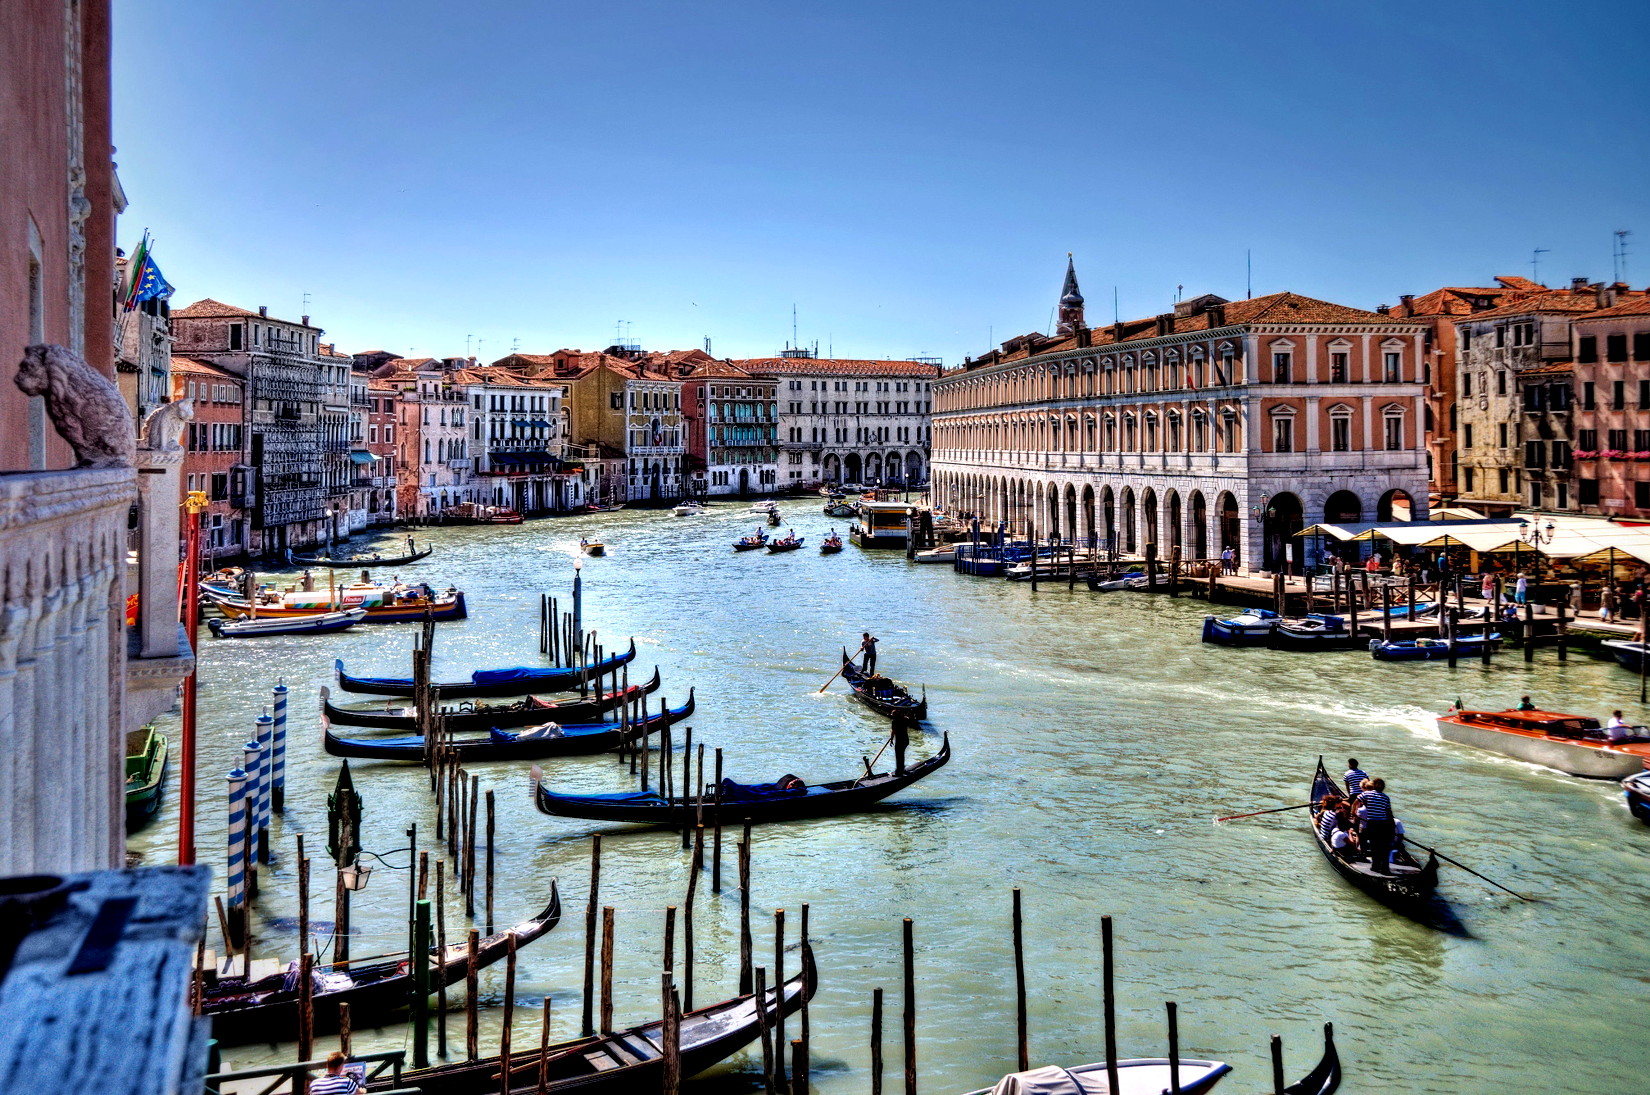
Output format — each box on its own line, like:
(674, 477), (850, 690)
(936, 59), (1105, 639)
(472, 666), (561, 687)
(718, 777), (806, 804)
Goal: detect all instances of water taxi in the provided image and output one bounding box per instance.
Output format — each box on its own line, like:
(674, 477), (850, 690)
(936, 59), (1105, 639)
(1435, 707), (1650, 778)
(581, 537), (606, 556)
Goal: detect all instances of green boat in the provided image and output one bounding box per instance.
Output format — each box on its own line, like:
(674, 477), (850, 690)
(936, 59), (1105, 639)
(124, 726), (169, 832)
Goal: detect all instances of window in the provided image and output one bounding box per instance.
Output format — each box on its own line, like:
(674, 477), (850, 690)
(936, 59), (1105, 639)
(1580, 478), (1600, 505)
(1637, 481), (1650, 509)
(1272, 352), (1291, 383)
(1461, 328), (1473, 351)
(1578, 336), (1598, 363)
(1331, 415), (1351, 452)
(229, 324), (243, 350)
(1497, 371), (1506, 395)
(1578, 429), (1598, 450)
(1641, 379), (1650, 409)
(1608, 429), (1629, 451)
(1635, 333), (1650, 361)
(1552, 440), (1571, 468)
(1384, 352), (1401, 382)
(1499, 468), (1510, 493)
(1606, 334), (1628, 362)
(1637, 430), (1650, 451)
(1384, 415), (1403, 451)
(611, 392), (623, 410)
(1272, 415), (1295, 453)
(1612, 380), (1626, 410)
(1330, 353), (1348, 383)
(1530, 483), (1543, 507)
(1497, 423), (1507, 448)
(1462, 371), (1472, 396)
(1464, 467), (1475, 491)
(1496, 326), (1506, 348)
(1464, 425), (1474, 449)
(1583, 381), (1596, 409)
(1525, 440), (1546, 468)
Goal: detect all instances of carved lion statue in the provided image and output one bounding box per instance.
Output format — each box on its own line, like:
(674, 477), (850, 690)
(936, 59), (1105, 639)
(15, 343), (136, 468)
(142, 397), (194, 452)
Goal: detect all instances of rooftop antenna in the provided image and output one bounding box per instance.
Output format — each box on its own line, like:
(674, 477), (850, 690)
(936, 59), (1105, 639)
(703, 337), (712, 354)
(465, 334), (473, 356)
(302, 291), (312, 315)
(1176, 284), (1184, 304)
(511, 337), (520, 353)
(1113, 287), (1119, 323)
(475, 338), (485, 360)
(1246, 250), (1252, 299)
(792, 304), (798, 349)
(1531, 247), (1550, 286)
(1613, 229), (1632, 283)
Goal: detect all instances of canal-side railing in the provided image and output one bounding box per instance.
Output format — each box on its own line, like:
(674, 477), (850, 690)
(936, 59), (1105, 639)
(204, 1049), (409, 1095)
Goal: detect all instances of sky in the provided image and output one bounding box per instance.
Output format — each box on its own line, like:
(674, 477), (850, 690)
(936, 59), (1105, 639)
(113, 1), (1650, 366)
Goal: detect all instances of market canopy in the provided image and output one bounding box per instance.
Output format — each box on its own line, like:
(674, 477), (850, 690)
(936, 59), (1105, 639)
(1297, 519), (1526, 545)
(1298, 513), (1650, 564)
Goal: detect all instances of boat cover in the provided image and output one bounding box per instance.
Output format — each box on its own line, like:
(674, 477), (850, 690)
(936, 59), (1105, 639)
(472, 667), (562, 687)
(719, 777), (807, 803)
(509, 722), (564, 741)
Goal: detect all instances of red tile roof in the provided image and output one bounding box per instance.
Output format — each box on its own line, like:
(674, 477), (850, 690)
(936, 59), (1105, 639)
(171, 299), (319, 328)
(1577, 295), (1650, 319)
(733, 357), (943, 377)
(1459, 288), (1642, 323)
(170, 357), (240, 380)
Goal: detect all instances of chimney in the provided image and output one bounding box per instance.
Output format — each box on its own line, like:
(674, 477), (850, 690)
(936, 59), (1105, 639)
(1399, 293), (1414, 313)
(1206, 303), (1226, 328)
(301, 315), (310, 326)
(1598, 285), (1618, 309)
(1377, 304), (1391, 315)
(1155, 313), (1175, 337)
(1571, 277), (1589, 291)
(258, 305), (268, 317)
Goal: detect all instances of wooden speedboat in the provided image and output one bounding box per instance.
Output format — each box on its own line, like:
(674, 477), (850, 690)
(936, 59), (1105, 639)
(840, 650), (927, 719)
(208, 607), (367, 638)
(323, 693), (695, 762)
(289, 541), (432, 568)
(766, 533), (804, 552)
(1603, 639), (1649, 673)
(321, 669), (659, 731)
(335, 640), (638, 698)
(206, 885), (558, 1046)
(124, 726), (168, 833)
(580, 538), (606, 556)
(532, 735), (950, 826)
(732, 531), (769, 551)
(1269, 613), (1358, 651)
(367, 943), (814, 1095)
(1624, 771), (1650, 825)
(1309, 759), (1438, 909)
(1435, 707), (1650, 778)
(1369, 633), (1500, 661)
(1202, 609), (1279, 645)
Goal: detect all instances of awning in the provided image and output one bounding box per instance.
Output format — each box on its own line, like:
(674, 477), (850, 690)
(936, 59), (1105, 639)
(1297, 518), (1525, 544)
(348, 450), (376, 465)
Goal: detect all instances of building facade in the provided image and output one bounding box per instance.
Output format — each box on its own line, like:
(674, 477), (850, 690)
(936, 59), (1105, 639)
(1571, 296), (1650, 518)
(459, 365), (581, 514)
(679, 360), (779, 496)
(378, 360), (476, 518)
(739, 355), (940, 490)
(171, 357), (247, 562)
(931, 266), (1431, 573)
(113, 257), (173, 424)
(363, 375), (400, 522)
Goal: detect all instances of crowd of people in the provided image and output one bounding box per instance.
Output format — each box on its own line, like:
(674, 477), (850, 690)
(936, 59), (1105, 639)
(1315, 758), (1405, 874)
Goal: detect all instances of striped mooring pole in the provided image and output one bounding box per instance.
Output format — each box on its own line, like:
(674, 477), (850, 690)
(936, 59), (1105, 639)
(271, 678), (289, 811)
(241, 739), (262, 896)
(255, 707), (274, 864)
(226, 766), (248, 943)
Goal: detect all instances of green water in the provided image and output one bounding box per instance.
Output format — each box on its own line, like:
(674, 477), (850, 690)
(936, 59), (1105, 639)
(133, 502), (1650, 1094)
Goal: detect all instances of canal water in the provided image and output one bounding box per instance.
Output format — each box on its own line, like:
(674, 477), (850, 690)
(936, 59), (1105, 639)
(132, 502), (1650, 1094)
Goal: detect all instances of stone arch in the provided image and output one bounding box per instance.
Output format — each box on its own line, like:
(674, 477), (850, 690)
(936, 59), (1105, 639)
(1100, 485), (1116, 552)
(1081, 484), (1096, 547)
(1166, 489), (1183, 554)
(823, 453), (841, 482)
(906, 451), (923, 484)
(1216, 491), (1240, 561)
(1120, 486), (1137, 554)
(1377, 488), (1413, 522)
(1064, 483), (1078, 542)
(844, 452), (862, 482)
(1141, 487), (1159, 553)
(1264, 492), (1305, 574)
(1189, 491), (1208, 559)
(1324, 490), (1362, 524)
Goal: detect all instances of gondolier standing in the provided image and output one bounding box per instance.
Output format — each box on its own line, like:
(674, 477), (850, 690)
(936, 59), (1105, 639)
(891, 711), (912, 776)
(1356, 778), (1396, 874)
(859, 631), (879, 674)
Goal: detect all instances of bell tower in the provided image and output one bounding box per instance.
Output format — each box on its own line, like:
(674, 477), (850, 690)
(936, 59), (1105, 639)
(1056, 253), (1085, 336)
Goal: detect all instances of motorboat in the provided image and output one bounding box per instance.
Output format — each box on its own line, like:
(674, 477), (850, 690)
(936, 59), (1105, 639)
(749, 499), (780, 513)
(912, 545), (955, 564)
(1269, 613), (1359, 651)
(1369, 634), (1500, 661)
(1087, 570), (1144, 592)
(1435, 707), (1650, 778)
(672, 501), (707, 516)
(208, 607), (368, 638)
(581, 538), (606, 556)
(1202, 608), (1280, 645)
(1603, 639), (1649, 674)
(1624, 770), (1650, 824)
(824, 501), (857, 518)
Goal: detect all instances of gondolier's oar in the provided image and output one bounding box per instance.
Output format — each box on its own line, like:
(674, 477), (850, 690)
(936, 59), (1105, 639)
(1213, 803), (1314, 823)
(816, 651), (862, 694)
(1403, 839), (1535, 902)
(861, 732), (895, 777)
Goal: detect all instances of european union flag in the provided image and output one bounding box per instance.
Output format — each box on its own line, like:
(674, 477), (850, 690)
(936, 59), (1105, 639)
(133, 256), (175, 305)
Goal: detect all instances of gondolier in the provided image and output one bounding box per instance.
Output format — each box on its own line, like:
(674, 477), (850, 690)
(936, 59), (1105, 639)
(891, 711), (912, 775)
(1356, 778), (1396, 874)
(859, 631), (879, 673)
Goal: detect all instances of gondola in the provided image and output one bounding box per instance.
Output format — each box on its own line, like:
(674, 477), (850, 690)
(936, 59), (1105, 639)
(531, 733), (951, 826)
(335, 639), (638, 699)
(840, 650), (928, 719)
(206, 882), (560, 1046)
(1368, 633), (1501, 661)
(733, 532), (769, 551)
(367, 943), (815, 1095)
(321, 668), (660, 731)
(1201, 608), (1280, 645)
(323, 692), (695, 762)
(124, 726), (168, 833)
(766, 533), (805, 553)
(820, 533), (843, 555)
(208, 607), (368, 638)
(1283, 1023), (1343, 1095)
(1309, 758), (1438, 908)
(288, 542), (433, 568)
(766, 509), (783, 527)
(1268, 613), (1359, 651)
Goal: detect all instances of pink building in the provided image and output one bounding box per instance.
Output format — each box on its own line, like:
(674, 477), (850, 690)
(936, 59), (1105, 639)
(1571, 296), (1650, 517)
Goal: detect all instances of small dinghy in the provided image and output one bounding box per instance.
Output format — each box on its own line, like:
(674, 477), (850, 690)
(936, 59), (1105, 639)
(209, 607), (367, 638)
(1369, 633), (1501, 661)
(1269, 613), (1358, 651)
(733, 530), (769, 551)
(1201, 608), (1280, 646)
(767, 532), (805, 553)
(124, 726), (168, 833)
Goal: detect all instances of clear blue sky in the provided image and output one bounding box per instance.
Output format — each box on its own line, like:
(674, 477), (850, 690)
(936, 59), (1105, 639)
(114, 1), (1650, 366)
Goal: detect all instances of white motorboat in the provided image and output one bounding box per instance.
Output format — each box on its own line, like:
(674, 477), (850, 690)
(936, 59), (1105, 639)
(749, 499), (780, 513)
(912, 545), (955, 564)
(672, 502), (707, 516)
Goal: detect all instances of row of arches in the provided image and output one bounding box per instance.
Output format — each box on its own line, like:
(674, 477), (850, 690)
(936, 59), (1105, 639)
(822, 450), (926, 484)
(931, 472), (1415, 572)
(936, 342), (1242, 412)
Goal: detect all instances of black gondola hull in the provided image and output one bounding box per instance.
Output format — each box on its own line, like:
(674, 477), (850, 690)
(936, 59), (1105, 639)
(840, 650), (927, 719)
(1309, 760), (1439, 908)
(335, 640), (638, 698)
(322, 668), (660, 731)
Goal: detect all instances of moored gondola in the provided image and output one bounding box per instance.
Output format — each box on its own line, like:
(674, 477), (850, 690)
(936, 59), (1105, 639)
(206, 882), (559, 1045)
(532, 733), (951, 826)
(335, 640), (637, 698)
(288, 541), (433, 568)
(320, 669), (660, 731)
(840, 650), (928, 719)
(323, 692), (695, 762)
(1309, 758), (1438, 908)
(1369, 633), (1501, 661)
(1268, 613), (1359, 651)
(367, 943), (815, 1094)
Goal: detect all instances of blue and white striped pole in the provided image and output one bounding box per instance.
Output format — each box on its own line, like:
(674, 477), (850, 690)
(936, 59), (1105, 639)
(226, 766), (248, 949)
(255, 707), (274, 864)
(271, 678), (288, 811)
(241, 739), (262, 896)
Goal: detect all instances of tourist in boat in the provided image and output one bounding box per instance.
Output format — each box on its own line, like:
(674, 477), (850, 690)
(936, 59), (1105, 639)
(1343, 759), (1369, 795)
(1316, 793), (1342, 841)
(1516, 695), (1535, 711)
(859, 631), (880, 673)
(1605, 711), (1639, 742)
(1330, 807), (1359, 859)
(1355, 778), (1396, 874)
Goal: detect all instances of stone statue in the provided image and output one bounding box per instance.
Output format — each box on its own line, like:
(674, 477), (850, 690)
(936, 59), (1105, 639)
(14, 343), (136, 469)
(141, 397), (194, 452)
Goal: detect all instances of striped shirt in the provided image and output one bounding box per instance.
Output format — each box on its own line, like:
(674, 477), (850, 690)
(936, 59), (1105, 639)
(1344, 769), (1369, 794)
(1357, 790), (1393, 821)
(310, 1076), (360, 1095)
(1317, 810), (1338, 840)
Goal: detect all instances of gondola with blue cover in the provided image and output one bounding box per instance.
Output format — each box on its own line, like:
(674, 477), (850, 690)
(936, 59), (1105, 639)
(321, 669), (660, 731)
(531, 734), (951, 826)
(322, 692), (694, 762)
(1369, 633), (1501, 661)
(334, 639), (637, 698)
(1201, 608), (1279, 646)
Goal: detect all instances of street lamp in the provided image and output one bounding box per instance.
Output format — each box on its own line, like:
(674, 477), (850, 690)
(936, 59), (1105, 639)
(340, 860), (373, 891)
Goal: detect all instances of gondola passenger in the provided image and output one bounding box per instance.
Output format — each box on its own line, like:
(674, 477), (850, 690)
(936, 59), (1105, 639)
(1343, 759), (1369, 795)
(1356, 778), (1396, 874)
(1330, 810), (1357, 860)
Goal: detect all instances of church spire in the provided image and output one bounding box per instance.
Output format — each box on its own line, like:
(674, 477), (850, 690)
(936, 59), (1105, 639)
(1056, 252), (1085, 336)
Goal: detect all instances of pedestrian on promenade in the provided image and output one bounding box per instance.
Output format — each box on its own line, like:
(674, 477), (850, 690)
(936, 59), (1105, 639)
(1514, 572), (1528, 605)
(1481, 572), (1495, 603)
(1601, 584), (1617, 623)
